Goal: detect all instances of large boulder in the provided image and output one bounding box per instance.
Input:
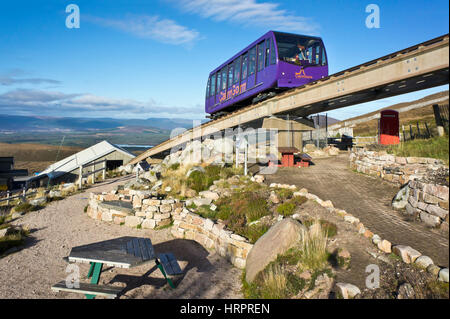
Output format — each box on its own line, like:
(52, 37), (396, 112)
(245, 218), (306, 283)
(30, 197), (47, 206)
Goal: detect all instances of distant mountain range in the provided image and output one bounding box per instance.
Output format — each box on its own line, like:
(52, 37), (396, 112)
(0, 114), (204, 132)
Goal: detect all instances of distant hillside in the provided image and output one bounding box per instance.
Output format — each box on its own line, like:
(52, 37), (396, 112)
(334, 91), (449, 136)
(0, 115), (202, 132)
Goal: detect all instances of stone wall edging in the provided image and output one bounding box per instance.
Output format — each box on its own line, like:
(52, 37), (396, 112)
(85, 182), (449, 283)
(85, 189), (253, 269)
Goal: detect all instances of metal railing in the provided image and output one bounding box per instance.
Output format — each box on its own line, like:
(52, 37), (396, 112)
(0, 188), (37, 205)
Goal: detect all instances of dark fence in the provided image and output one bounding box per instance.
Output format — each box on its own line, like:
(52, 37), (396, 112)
(401, 122), (433, 142)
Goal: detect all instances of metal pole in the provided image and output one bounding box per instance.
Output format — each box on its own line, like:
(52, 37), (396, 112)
(103, 160), (106, 181)
(6, 191), (10, 206)
(79, 165), (83, 190)
(244, 138), (248, 176)
(325, 113), (328, 146)
(316, 115), (320, 148)
(22, 187), (26, 201)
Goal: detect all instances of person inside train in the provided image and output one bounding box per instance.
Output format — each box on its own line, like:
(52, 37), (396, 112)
(296, 43), (307, 61)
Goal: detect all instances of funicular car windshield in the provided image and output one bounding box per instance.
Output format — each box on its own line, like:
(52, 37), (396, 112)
(274, 32), (325, 67)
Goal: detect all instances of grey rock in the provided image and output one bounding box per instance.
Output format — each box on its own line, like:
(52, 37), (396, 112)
(245, 218), (306, 283)
(439, 268), (449, 283)
(335, 283), (361, 299)
(392, 183), (410, 210)
(414, 256), (434, 269)
(48, 190), (62, 198)
(0, 227), (11, 237)
(193, 197), (212, 207)
(30, 197), (47, 206)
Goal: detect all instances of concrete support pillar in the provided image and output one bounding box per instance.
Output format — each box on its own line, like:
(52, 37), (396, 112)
(262, 116), (315, 153)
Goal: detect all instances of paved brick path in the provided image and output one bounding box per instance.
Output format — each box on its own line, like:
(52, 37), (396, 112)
(265, 153), (449, 267)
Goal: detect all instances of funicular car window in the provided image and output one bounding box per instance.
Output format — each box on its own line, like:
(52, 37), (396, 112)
(221, 67), (227, 90)
(265, 39), (270, 67)
(257, 42), (264, 71)
(206, 77), (211, 98)
(211, 73), (216, 97)
(241, 53), (248, 79)
(216, 72), (221, 94)
(233, 58), (240, 84)
(249, 46), (256, 75)
(270, 37), (277, 65)
(228, 64), (234, 88)
(274, 32), (323, 66)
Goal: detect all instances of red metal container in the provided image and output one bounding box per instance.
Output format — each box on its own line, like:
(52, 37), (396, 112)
(379, 110), (400, 145)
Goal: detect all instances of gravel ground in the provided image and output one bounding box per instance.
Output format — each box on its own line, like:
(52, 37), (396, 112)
(0, 176), (243, 299)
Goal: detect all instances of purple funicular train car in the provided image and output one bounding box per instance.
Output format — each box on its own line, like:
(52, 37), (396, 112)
(205, 31), (329, 118)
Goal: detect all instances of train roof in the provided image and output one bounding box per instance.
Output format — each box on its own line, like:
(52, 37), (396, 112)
(209, 30), (324, 75)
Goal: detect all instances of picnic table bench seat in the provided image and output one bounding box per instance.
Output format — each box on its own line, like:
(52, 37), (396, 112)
(51, 281), (122, 299)
(53, 237), (182, 298)
(158, 253), (183, 276)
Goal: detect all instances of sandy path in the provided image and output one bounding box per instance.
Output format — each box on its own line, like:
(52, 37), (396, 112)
(0, 176), (243, 299)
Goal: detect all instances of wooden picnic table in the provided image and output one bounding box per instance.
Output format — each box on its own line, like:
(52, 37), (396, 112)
(51, 236), (182, 299)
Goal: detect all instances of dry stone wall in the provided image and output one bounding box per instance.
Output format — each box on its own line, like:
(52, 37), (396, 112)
(86, 188), (253, 269)
(350, 149), (449, 229)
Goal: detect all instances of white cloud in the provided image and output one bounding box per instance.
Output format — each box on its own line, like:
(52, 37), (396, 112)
(0, 89), (204, 117)
(175, 0), (319, 34)
(0, 69), (61, 86)
(86, 14), (201, 46)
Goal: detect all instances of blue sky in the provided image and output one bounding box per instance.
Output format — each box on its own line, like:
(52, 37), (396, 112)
(0, 0), (448, 120)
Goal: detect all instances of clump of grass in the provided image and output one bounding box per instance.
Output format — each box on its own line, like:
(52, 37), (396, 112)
(242, 260), (306, 299)
(386, 135), (449, 165)
(196, 205), (217, 220)
(155, 221), (174, 230)
(0, 226), (29, 255)
(259, 264), (289, 299)
(214, 191), (270, 240)
(298, 221), (329, 271)
(274, 188), (293, 201)
(186, 165), (243, 193)
(276, 202), (296, 216)
(13, 202), (39, 214)
(275, 196), (307, 216)
(303, 218), (337, 238)
(169, 163), (180, 171)
(245, 223), (270, 244)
